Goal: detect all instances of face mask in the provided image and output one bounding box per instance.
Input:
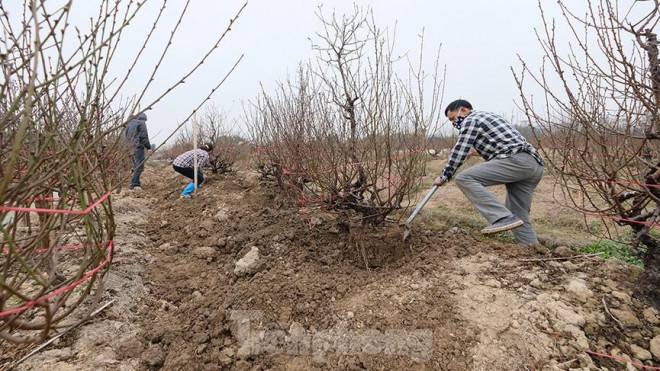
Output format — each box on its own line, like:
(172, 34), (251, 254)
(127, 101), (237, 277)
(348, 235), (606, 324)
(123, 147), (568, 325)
(452, 115), (465, 130)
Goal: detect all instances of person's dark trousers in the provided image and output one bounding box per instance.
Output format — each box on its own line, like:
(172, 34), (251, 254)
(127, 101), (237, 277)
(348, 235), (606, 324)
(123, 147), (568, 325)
(173, 165), (204, 185)
(130, 147), (145, 189)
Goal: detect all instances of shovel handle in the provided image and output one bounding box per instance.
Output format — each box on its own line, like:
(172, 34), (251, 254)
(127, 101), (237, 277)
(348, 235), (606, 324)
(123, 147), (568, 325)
(405, 185), (438, 225)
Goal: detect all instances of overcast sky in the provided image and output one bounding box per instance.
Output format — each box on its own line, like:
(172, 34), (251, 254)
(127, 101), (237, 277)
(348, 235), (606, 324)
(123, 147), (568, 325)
(104, 0), (567, 145)
(10, 1), (649, 145)
(160, 0), (556, 144)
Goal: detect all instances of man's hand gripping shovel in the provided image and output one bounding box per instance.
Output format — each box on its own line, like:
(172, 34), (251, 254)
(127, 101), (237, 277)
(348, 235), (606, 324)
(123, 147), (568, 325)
(402, 178), (445, 242)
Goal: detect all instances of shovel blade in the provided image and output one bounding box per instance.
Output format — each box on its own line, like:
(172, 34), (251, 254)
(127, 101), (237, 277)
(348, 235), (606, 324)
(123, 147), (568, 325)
(402, 225), (412, 242)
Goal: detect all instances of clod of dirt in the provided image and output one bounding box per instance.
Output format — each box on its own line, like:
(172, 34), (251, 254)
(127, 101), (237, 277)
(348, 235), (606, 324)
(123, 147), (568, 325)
(565, 279), (593, 303)
(554, 245), (574, 257)
(630, 343), (653, 361)
(140, 344), (165, 368)
(534, 293), (586, 327)
(310, 216), (324, 226)
(610, 306), (643, 328)
(214, 207), (231, 222)
(650, 336), (660, 360)
(193, 291), (204, 303)
(612, 290), (633, 305)
(644, 308), (660, 324)
(234, 246), (261, 276)
(118, 336), (144, 359)
(193, 246), (216, 260)
(564, 324), (590, 349)
(219, 348), (235, 364)
(159, 242), (178, 255)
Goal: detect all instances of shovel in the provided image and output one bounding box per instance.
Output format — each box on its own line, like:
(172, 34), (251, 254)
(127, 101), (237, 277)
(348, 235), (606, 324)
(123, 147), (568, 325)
(402, 184), (438, 241)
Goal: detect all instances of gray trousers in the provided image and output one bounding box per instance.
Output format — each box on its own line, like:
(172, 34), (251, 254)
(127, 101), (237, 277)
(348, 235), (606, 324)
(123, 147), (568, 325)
(454, 152), (543, 244)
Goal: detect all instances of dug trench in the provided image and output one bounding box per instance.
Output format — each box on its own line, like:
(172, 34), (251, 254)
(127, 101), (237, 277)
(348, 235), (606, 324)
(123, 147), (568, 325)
(16, 162), (660, 370)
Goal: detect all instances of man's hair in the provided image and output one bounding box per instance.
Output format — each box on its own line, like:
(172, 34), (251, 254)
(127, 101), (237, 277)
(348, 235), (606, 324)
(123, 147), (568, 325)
(444, 99), (473, 116)
(202, 143), (214, 151)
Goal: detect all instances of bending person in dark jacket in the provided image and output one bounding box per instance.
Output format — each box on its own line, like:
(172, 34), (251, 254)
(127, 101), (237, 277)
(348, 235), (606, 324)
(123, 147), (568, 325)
(125, 112), (152, 190)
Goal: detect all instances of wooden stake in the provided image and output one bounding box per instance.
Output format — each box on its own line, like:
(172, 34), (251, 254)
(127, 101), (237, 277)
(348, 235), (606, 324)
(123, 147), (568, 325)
(193, 113), (198, 196)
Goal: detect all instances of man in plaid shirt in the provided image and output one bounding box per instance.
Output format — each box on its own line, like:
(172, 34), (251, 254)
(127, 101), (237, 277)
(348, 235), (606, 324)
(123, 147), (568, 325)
(173, 143), (214, 198)
(434, 99), (544, 244)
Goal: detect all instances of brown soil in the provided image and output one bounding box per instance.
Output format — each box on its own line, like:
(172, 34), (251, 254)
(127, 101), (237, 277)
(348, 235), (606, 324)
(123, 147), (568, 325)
(12, 162), (660, 370)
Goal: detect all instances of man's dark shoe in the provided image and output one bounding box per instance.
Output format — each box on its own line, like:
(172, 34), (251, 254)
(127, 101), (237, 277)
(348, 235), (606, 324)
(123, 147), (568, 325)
(481, 215), (524, 235)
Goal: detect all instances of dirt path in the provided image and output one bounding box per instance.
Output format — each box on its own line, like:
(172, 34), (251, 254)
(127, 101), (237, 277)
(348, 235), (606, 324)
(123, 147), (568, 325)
(14, 193), (154, 370)
(12, 163), (660, 370)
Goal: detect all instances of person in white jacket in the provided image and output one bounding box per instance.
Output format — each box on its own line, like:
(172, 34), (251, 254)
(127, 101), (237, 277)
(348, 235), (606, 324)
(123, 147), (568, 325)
(172, 143), (214, 198)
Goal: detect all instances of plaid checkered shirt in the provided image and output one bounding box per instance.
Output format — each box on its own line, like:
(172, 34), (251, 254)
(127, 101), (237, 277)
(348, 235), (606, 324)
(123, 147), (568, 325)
(173, 149), (209, 168)
(441, 111), (543, 181)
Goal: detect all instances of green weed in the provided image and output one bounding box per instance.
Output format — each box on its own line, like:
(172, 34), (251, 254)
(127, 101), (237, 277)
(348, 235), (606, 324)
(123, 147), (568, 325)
(578, 239), (644, 267)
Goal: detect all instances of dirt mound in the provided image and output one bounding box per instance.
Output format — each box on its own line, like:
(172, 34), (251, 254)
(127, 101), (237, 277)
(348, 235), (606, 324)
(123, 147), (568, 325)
(13, 163), (660, 370)
(129, 165), (660, 370)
